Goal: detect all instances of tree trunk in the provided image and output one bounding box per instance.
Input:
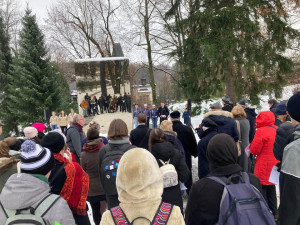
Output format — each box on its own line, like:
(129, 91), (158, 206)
(144, 0), (157, 105)
(100, 61), (107, 97)
(225, 59), (236, 105)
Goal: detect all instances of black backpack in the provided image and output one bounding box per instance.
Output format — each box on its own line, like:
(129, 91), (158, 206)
(100, 143), (135, 195)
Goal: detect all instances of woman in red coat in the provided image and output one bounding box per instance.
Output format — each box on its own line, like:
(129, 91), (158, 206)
(250, 111), (279, 220)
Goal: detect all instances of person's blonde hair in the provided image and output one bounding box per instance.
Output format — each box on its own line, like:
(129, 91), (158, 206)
(107, 119), (128, 140)
(232, 105), (247, 119)
(160, 120), (173, 132)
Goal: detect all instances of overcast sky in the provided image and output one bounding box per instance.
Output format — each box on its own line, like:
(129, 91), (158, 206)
(20, 0), (58, 22)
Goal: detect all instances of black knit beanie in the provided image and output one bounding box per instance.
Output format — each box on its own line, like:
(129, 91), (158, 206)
(287, 92), (300, 123)
(41, 132), (65, 154)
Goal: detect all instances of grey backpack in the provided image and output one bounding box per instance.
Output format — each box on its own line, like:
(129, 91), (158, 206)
(208, 172), (276, 225)
(0, 193), (61, 225)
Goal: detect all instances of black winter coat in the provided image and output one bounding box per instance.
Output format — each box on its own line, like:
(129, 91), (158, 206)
(129, 125), (151, 150)
(172, 121), (198, 168)
(185, 165), (262, 225)
(157, 106), (169, 119)
(273, 122), (294, 163)
(244, 108), (257, 142)
(222, 103), (233, 112)
(197, 128), (218, 179)
(151, 141), (190, 212)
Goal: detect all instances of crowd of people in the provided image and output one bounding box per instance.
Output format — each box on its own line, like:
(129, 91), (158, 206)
(0, 91), (300, 225)
(132, 102), (191, 129)
(80, 93), (132, 117)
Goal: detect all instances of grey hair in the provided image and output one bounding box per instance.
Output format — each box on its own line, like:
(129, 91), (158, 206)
(73, 114), (83, 123)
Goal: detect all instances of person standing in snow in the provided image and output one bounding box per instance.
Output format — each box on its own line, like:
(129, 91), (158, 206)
(197, 118), (218, 179)
(232, 105), (250, 172)
(133, 104), (141, 129)
(221, 96), (233, 112)
(250, 111), (279, 220)
(157, 102), (169, 124)
(150, 105), (158, 128)
(171, 111), (197, 194)
(238, 99), (257, 142)
(41, 132), (90, 225)
(280, 92), (300, 225)
(182, 104), (191, 126)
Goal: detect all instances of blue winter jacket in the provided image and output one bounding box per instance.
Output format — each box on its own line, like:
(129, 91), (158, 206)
(150, 108), (158, 118)
(142, 108), (150, 118)
(164, 131), (186, 160)
(203, 111), (239, 142)
(198, 127), (218, 179)
(133, 108), (141, 118)
(182, 110), (191, 125)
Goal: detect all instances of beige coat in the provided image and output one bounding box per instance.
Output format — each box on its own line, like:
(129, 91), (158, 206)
(100, 148), (185, 225)
(50, 116), (58, 126)
(58, 115), (69, 127)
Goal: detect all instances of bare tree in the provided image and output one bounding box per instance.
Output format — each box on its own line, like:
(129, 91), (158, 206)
(46, 0), (124, 94)
(0, 0), (21, 53)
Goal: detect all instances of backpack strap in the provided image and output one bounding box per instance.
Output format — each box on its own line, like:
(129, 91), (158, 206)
(269, 125), (277, 130)
(34, 194), (61, 217)
(159, 159), (170, 166)
(49, 164), (66, 185)
(152, 202), (173, 225)
(110, 206), (130, 225)
(0, 201), (10, 218)
(208, 172), (247, 186)
(138, 129), (152, 147)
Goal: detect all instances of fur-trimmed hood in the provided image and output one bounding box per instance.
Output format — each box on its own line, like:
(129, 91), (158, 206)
(0, 157), (19, 171)
(204, 110), (233, 119)
(163, 130), (178, 138)
(116, 148), (163, 204)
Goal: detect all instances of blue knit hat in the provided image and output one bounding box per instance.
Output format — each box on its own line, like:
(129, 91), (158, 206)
(275, 102), (287, 116)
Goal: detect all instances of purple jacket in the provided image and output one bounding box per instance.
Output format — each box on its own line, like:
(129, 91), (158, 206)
(133, 108), (141, 118)
(142, 108), (150, 118)
(150, 108), (158, 118)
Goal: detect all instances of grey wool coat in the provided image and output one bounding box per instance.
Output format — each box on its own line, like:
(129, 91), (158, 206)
(236, 117), (250, 172)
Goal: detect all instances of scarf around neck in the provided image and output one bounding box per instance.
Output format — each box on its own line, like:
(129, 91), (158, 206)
(83, 138), (104, 152)
(72, 122), (83, 132)
(53, 153), (89, 215)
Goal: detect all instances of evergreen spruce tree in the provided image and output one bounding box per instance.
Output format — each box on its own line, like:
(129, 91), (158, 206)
(0, 16), (13, 135)
(0, 16), (12, 92)
(3, 9), (73, 134)
(169, 0), (299, 104)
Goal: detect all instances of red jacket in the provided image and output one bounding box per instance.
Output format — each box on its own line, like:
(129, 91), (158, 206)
(250, 111), (279, 185)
